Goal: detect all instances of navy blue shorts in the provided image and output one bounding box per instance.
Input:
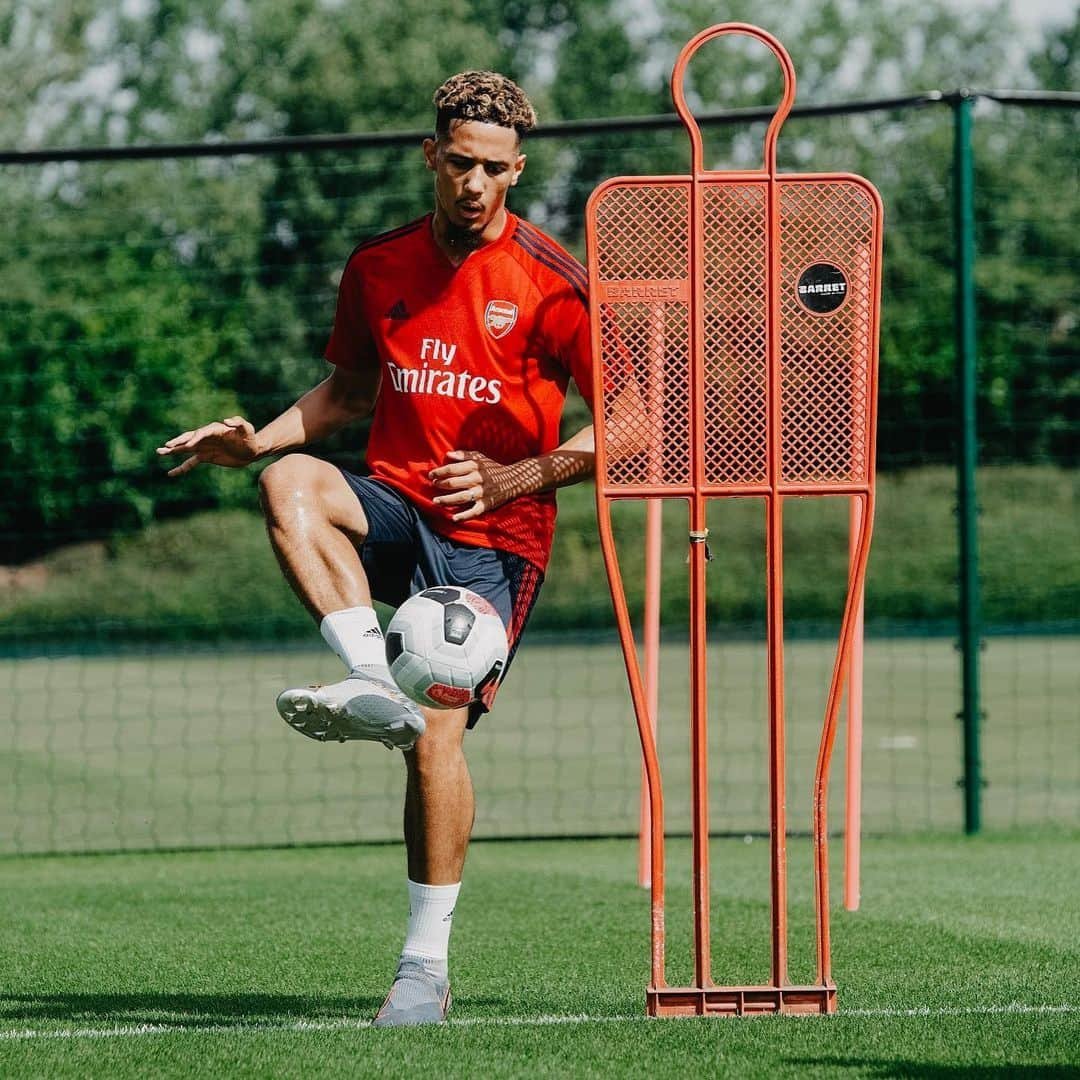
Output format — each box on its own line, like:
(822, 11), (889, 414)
(339, 471), (545, 727)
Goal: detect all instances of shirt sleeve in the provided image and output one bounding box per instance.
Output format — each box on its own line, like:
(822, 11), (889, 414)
(551, 282), (639, 415)
(324, 255), (378, 371)
(550, 289), (595, 413)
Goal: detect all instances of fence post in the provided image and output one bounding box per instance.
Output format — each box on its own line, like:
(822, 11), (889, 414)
(952, 90), (983, 835)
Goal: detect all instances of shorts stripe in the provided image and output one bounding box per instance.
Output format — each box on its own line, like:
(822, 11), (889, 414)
(507, 558), (543, 651)
(475, 555), (544, 722)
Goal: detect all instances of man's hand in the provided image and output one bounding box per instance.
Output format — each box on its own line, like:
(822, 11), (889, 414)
(430, 435), (595, 522)
(156, 416), (261, 477)
(430, 450), (519, 522)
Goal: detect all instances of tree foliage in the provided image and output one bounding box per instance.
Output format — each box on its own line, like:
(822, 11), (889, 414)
(0, 0), (1076, 563)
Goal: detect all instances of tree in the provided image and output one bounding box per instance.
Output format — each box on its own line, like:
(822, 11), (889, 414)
(0, 0), (1075, 566)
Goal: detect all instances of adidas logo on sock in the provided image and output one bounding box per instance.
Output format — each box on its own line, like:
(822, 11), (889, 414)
(362, 627), (384, 639)
(386, 299), (409, 320)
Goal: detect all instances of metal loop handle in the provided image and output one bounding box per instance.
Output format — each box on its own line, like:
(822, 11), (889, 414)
(670, 22), (796, 177)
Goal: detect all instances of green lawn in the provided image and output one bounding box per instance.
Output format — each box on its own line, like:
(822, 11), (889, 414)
(4, 466), (1078, 640)
(1, 636), (1076, 855)
(0, 832), (1076, 1077)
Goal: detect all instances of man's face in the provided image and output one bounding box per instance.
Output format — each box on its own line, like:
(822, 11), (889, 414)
(423, 120), (526, 245)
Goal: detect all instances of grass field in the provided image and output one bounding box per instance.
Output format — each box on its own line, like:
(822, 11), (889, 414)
(4, 466), (1078, 639)
(0, 832), (1076, 1077)
(2, 635), (1077, 854)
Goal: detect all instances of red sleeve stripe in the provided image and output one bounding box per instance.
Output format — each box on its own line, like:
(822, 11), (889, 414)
(515, 222), (589, 293)
(516, 219), (585, 268)
(347, 217), (427, 260)
(513, 232), (588, 306)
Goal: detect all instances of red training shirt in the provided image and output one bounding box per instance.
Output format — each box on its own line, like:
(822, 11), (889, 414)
(324, 212), (593, 571)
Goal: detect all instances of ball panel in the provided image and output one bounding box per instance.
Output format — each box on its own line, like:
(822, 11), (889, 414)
(443, 602), (476, 645)
(426, 683), (472, 708)
(423, 586), (462, 606)
(385, 630), (405, 666)
(464, 591), (499, 619)
(390, 653), (433, 701)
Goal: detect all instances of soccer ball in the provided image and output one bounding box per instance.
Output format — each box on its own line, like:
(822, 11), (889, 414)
(385, 586), (509, 709)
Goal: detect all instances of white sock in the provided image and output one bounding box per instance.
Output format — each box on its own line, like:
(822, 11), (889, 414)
(402, 879), (460, 971)
(319, 606), (389, 674)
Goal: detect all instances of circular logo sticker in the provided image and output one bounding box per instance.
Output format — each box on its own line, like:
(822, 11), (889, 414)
(796, 263), (849, 314)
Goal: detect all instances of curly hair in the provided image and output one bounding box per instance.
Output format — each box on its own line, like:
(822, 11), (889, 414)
(433, 71), (537, 142)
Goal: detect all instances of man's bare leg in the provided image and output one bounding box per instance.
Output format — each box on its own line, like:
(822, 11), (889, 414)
(404, 706), (474, 883)
(258, 453), (372, 618)
(259, 453), (424, 747)
(260, 454), (465, 1023)
(261, 456), (473, 872)
(261, 452), (473, 881)
(373, 705), (471, 1025)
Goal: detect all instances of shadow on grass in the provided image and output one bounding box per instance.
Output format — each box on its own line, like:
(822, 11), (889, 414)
(788, 1060), (1079, 1078)
(0, 992), (385, 1027)
(0, 991), (515, 1029)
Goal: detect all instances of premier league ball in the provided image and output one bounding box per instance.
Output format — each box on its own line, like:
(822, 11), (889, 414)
(385, 586), (509, 709)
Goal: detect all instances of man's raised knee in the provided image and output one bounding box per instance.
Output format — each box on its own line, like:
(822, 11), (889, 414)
(259, 454), (369, 543)
(258, 453), (323, 507)
(259, 454), (339, 520)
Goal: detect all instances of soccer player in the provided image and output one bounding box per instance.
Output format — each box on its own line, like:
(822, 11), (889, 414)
(157, 71), (595, 1026)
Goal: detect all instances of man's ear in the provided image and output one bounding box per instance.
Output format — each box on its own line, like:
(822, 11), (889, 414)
(511, 153), (526, 186)
(423, 137), (438, 172)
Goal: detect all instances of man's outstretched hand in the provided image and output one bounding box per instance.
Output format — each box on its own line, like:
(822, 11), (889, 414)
(156, 416), (261, 477)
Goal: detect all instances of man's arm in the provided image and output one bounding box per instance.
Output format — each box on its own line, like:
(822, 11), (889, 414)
(429, 423), (595, 523)
(156, 365), (378, 477)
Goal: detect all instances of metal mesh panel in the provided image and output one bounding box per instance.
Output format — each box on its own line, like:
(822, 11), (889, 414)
(592, 177), (878, 493)
(702, 183), (769, 486)
(594, 184), (690, 281)
(600, 302), (692, 486)
(778, 180), (877, 485)
(592, 184), (692, 488)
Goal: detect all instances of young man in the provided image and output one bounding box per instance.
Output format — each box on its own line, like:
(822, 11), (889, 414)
(157, 71), (595, 1026)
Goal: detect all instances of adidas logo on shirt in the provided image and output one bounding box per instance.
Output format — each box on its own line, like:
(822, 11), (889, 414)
(386, 300), (409, 320)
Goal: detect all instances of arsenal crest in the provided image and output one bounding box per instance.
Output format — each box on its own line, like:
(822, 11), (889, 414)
(484, 299), (518, 340)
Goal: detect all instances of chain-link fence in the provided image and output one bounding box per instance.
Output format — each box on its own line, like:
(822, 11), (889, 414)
(1, 92), (1076, 853)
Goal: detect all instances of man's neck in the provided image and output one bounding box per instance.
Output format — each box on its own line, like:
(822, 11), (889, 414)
(431, 207), (507, 267)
